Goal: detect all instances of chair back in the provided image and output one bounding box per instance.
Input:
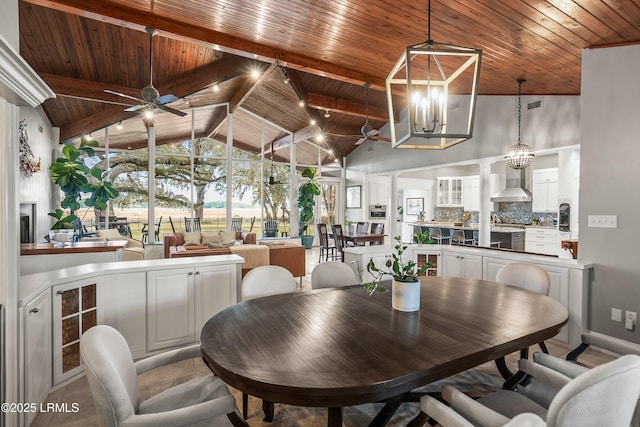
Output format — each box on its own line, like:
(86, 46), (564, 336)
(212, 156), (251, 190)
(316, 223), (329, 247)
(264, 218), (279, 237)
(311, 261), (358, 289)
(155, 216), (162, 234)
(546, 354), (640, 426)
(241, 265), (297, 301)
(496, 262), (550, 295)
(231, 217), (243, 231)
(370, 222), (384, 234)
(331, 224), (345, 253)
(80, 325), (140, 426)
(168, 216), (176, 233)
(356, 221), (369, 233)
(184, 217), (200, 232)
(429, 227), (443, 238)
(249, 216), (256, 232)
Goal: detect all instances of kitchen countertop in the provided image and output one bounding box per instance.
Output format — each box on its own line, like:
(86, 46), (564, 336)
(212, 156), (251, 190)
(410, 222), (527, 233)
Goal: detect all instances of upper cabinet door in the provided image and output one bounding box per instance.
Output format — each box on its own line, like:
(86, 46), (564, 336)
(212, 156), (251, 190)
(532, 168), (559, 212)
(437, 177), (464, 207)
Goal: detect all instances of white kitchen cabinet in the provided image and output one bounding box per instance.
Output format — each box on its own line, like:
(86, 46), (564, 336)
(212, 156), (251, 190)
(102, 272), (147, 358)
(525, 227), (559, 256)
(463, 175), (480, 211)
(147, 268), (196, 352)
(437, 177), (463, 207)
(532, 168), (559, 212)
(194, 265), (238, 338)
(52, 276), (103, 385)
(442, 251), (482, 279)
(147, 264), (238, 351)
(23, 288), (52, 426)
(413, 248), (441, 276)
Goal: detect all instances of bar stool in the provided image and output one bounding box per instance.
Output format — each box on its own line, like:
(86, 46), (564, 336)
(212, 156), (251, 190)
(429, 227), (451, 244)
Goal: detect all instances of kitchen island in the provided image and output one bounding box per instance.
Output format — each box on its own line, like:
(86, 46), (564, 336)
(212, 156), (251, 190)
(410, 222), (526, 250)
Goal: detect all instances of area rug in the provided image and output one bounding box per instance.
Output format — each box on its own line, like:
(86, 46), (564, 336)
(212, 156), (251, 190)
(236, 359), (507, 426)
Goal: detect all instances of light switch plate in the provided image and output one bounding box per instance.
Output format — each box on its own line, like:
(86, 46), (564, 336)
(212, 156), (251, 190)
(612, 308), (622, 322)
(626, 311), (637, 331)
(588, 215), (618, 228)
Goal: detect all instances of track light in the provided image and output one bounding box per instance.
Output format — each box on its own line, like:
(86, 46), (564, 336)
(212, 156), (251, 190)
(310, 119), (316, 126)
(116, 122), (123, 130)
(324, 109), (330, 118)
(212, 84), (220, 92)
(251, 69), (261, 79)
(315, 133), (325, 142)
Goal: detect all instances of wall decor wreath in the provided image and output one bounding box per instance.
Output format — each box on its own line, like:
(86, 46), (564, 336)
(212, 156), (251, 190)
(19, 119), (41, 176)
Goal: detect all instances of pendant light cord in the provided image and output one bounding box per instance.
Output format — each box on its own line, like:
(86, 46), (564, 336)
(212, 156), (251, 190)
(427, 0), (432, 42)
(517, 79), (525, 144)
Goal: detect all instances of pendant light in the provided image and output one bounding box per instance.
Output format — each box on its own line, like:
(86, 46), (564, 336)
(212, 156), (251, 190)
(385, 0), (482, 149)
(504, 79), (535, 169)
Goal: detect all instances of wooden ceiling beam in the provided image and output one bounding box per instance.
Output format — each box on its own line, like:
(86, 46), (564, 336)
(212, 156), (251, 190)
(58, 57), (252, 142)
(229, 62), (277, 112)
(40, 73), (140, 104)
(22, 0), (385, 91)
(306, 92), (388, 122)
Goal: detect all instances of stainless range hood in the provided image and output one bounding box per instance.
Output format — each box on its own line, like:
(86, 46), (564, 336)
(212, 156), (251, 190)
(491, 168), (532, 202)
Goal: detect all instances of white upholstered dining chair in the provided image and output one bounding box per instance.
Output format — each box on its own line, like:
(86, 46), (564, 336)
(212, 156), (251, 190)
(311, 261), (358, 289)
(493, 262), (551, 378)
(239, 265), (298, 418)
(240, 265), (297, 301)
(80, 325), (242, 426)
(415, 354), (640, 427)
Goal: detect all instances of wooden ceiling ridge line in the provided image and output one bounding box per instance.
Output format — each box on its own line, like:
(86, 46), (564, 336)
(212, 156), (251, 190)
(57, 57), (253, 142)
(22, 0), (385, 91)
(306, 92), (388, 122)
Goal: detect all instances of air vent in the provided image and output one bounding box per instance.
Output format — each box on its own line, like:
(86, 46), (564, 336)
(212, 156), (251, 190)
(527, 99), (542, 110)
(450, 102), (460, 110)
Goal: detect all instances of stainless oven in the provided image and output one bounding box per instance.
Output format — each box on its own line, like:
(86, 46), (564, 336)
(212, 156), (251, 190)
(369, 204), (387, 220)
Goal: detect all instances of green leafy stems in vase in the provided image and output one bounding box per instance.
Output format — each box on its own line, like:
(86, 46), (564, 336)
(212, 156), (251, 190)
(364, 236), (432, 296)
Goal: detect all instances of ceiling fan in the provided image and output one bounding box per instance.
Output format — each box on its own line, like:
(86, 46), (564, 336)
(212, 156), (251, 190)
(104, 27), (187, 118)
(355, 83), (384, 145)
(267, 141), (284, 185)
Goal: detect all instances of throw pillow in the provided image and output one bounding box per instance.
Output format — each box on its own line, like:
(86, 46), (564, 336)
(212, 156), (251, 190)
(183, 232), (202, 246)
(201, 231), (223, 245)
(218, 230), (237, 243)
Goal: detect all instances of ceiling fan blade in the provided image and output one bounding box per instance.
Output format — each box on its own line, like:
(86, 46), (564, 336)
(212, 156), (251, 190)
(355, 137), (366, 145)
(156, 103), (187, 117)
(124, 104), (146, 112)
(156, 94), (179, 105)
(104, 89), (144, 103)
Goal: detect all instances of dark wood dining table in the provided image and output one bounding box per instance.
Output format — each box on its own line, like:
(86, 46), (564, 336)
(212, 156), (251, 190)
(200, 276), (568, 426)
(331, 231), (386, 245)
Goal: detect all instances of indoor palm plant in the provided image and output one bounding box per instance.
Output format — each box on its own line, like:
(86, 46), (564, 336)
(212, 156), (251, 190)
(49, 137), (119, 234)
(297, 166), (320, 249)
(365, 236), (432, 311)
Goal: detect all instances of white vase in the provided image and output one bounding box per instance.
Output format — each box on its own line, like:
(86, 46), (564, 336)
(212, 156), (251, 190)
(392, 279), (421, 312)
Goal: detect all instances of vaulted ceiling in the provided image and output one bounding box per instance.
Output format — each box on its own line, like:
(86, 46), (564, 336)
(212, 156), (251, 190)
(18, 0), (640, 164)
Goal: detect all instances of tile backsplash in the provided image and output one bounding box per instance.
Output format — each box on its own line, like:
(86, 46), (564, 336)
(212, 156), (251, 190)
(434, 203), (557, 226)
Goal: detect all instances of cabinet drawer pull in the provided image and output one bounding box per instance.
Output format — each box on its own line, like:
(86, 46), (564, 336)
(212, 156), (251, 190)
(30, 308), (39, 313)
(56, 290), (64, 295)
(195, 271), (201, 275)
(188, 272), (194, 276)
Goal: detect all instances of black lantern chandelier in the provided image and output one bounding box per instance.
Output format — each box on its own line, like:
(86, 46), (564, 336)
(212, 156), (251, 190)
(385, 0), (482, 149)
(504, 79), (535, 169)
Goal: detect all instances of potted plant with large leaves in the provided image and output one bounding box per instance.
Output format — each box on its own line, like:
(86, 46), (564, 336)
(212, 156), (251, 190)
(49, 137), (119, 235)
(297, 167), (320, 249)
(365, 236), (432, 312)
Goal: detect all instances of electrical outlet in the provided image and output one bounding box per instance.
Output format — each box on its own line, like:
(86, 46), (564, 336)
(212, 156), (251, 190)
(612, 308), (622, 322)
(626, 311), (637, 331)
(588, 215), (618, 228)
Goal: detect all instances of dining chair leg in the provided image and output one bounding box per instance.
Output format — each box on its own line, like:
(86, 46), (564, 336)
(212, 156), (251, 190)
(242, 392), (248, 419)
(539, 341), (549, 353)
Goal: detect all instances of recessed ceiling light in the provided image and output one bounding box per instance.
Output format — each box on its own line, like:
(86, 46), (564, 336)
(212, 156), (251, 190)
(299, 100), (304, 107)
(310, 119), (316, 126)
(315, 134), (324, 142)
(251, 69), (260, 79)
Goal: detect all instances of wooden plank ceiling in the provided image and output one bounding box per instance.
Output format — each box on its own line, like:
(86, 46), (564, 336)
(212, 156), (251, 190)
(18, 0), (640, 164)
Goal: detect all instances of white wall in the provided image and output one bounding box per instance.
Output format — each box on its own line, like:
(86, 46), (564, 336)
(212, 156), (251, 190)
(0, 0), (18, 52)
(347, 95), (580, 178)
(580, 44), (640, 342)
(19, 106), (57, 240)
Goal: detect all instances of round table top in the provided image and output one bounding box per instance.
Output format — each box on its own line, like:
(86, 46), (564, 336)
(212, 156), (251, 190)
(200, 276), (568, 408)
